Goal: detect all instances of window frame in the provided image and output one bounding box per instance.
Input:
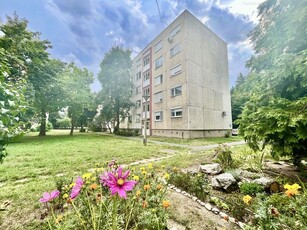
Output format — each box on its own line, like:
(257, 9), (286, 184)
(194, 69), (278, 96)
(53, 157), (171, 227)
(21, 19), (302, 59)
(171, 107), (183, 118)
(154, 111), (163, 121)
(154, 74), (163, 86)
(170, 43), (181, 57)
(170, 64), (182, 77)
(170, 85), (182, 97)
(155, 56), (163, 69)
(154, 91), (163, 103)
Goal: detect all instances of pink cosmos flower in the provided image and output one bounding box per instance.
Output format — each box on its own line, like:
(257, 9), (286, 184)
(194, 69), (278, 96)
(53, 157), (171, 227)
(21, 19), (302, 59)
(70, 177), (84, 200)
(106, 166), (137, 199)
(108, 159), (116, 168)
(39, 190), (60, 203)
(99, 171), (109, 186)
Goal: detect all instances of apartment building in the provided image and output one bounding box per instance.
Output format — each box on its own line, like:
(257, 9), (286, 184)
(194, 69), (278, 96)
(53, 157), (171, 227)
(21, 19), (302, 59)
(126, 10), (232, 138)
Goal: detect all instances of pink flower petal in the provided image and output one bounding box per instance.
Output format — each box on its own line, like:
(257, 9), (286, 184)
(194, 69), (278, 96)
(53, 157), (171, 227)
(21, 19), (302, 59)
(117, 188), (127, 198)
(122, 181), (137, 191)
(123, 170), (130, 180)
(50, 190), (60, 199)
(107, 172), (117, 183)
(117, 167), (123, 178)
(39, 192), (51, 203)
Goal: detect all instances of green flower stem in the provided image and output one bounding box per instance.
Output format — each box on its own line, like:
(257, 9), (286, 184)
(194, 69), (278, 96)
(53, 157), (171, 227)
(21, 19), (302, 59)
(71, 200), (87, 230)
(112, 196), (117, 230)
(86, 192), (96, 230)
(125, 199), (135, 230)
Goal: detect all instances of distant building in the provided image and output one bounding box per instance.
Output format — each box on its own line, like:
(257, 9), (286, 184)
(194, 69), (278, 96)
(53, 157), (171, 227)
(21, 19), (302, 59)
(123, 10), (232, 138)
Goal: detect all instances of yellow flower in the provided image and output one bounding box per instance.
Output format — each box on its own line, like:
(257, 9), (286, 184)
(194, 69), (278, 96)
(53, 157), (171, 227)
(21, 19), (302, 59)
(284, 183), (292, 190)
(285, 188), (299, 197)
(142, 170), (147, 175)
(140, 167), (145, 171)
(62, 193), (69, 199)
(82, 173), (92, 180)
(91, 177), (96, 181)
(133, 175), (140, 181)
(136, 190), (141, 197)
(156, 184), (163, 190)
(89, 183), (98, 190)
(163, 173), (170, 180)
(148, 163), (153, 169)
(69, 182), (76, 188)
(173, 167), (178, 172)
(144, 184), (151, 191)
(162, 200), (170, 208)
(243, 195), (252, 205)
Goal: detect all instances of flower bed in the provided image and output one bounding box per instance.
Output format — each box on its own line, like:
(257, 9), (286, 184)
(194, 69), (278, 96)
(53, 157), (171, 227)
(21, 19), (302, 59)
(39, 161), (170, 229)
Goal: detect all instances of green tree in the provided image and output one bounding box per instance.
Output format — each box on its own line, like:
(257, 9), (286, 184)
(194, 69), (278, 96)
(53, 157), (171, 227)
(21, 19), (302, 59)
(32, 59), (66, 136)
(231, 73), (249, 127)
(0, 48), (28, 163)
(238, 0), (307, 165)
(97, 46), (133, 134)
(61, 64), (94, 135)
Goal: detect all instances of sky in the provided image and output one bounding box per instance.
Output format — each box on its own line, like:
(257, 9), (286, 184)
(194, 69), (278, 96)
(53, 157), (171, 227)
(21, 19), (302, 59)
(0, 0), (264, 91)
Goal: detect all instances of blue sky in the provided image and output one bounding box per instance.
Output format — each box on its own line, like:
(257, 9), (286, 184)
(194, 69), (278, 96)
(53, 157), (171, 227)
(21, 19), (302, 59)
(0, 0), (264, 91)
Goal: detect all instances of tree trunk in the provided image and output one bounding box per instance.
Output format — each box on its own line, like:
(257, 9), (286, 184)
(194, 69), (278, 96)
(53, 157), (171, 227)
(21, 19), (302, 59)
(70, 117), (75, 135)
(39, 111), (47, 136)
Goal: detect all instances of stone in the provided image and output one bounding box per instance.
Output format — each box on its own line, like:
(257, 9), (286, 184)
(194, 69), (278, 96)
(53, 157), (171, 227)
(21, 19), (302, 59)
(219, 212), (228, 219)
(212, 173), (238, 192)
(228, 217), (236, 223)
(192, 196), (197, 202)
(175, 188), (181, 193)
(200, 163), (222, 175)
(212, 207), (220, 214)
(237, 221), (246, 229)
(252, 177), (274, 187)
(204, 203), (212, 211)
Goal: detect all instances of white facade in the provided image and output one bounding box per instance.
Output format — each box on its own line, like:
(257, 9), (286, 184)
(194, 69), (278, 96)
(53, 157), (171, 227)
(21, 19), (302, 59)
(126, 10), (232, 138)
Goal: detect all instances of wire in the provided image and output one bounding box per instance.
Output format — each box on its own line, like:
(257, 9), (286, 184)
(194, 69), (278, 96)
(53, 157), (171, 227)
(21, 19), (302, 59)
(155, 0), (165, 27)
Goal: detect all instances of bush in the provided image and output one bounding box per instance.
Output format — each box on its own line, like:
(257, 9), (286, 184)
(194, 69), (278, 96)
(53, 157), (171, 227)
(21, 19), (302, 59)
(168, 169), (210, 201)
(39, 161), (171, 229)
(79, 128), (86, 132)
(56, 117), (71, 129)
(240, 182), (264, 196)
(225, 194), (250, 221)
(214, 144), (237, 170)
(117, 129), (140, 137)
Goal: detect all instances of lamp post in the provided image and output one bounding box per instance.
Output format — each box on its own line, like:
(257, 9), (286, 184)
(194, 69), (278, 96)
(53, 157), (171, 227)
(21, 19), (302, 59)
(142, 95), (150, 146)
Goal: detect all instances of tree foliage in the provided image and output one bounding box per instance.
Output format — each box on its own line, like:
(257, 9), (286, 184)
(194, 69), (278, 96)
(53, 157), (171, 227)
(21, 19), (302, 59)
(238, 0), (307, 165)
(61, 64), (94, 135)
(97, 46), (133, 133)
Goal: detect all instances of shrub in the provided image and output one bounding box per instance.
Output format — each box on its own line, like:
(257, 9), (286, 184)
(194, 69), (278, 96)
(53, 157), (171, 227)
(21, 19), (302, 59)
(214, 144), (237, 170)
(56, 117), (71, 129)
(240, 182), (264, 196)
(225, 194), (250, 221)
(168, 169), (210, 201)
(39, 161), (170, 229)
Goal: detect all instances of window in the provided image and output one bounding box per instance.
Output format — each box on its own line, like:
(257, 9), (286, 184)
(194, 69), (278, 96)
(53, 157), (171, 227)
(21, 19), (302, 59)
(155, 56), (163, 69)
(170, 24), (181, 38)
(135, 100), (141, 109)
(143, 103), (150, 112)
(155, 40), (163, 53)
(154, 91), (163, 103)
(135, 114), (141, 123)
(170, 64), (182, 76)
(136, 71), (141, 81)
(155, 111), (163, 121)
(136, 86), (141, 94)
(143, 87), (150, 96)
(143, 71), (150, 81)
(143, 55), (150, 66)
(170, 85), (182, 97)
(136, 58), (141, 67)
(171, 108), (182, 118)
(155, 74), (163, 85)
(170, 43), (181, 57)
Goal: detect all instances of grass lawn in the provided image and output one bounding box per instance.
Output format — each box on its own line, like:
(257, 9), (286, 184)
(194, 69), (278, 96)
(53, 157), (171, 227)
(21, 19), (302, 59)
(0, 130), (185, 229)
(0, 130), (243, 229)
(148, 135), (243, 146)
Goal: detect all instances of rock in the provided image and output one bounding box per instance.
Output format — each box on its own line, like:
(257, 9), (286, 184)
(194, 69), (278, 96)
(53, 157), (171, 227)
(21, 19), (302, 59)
(219, 212), (229, 221)
(212, 207), (220, 214)
(200, 163), (222, 175)
(204, 203), (212, 211)
(237, 221), (246, 229)
(175, 188), (181, 193)
(228, 217), (236, 223)
(252, 177), (274, 187)
(192, 196), (197, 202)
(212, 173), (238, 192)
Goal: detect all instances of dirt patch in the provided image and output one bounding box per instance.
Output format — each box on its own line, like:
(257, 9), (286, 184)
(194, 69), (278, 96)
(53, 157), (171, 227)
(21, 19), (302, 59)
(168, 191), (238, 230)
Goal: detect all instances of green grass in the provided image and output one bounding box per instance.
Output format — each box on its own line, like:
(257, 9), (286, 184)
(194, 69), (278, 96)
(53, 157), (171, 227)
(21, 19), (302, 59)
(148, 135), (243, 146)
(0, 130), (184, 229)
